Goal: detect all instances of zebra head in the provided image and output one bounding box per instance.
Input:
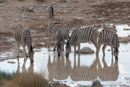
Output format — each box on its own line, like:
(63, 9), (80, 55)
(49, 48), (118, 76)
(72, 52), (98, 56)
(113, 36), (120, 61)
(57, 43), (61, 57)
(65, 39), (71, 57)
(28, 46), (34, 63)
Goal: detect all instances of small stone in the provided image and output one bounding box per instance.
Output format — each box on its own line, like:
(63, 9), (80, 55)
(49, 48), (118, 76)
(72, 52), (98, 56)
(14, 19), (19, 22)
(7, 61), (15, 64)
(39, 25), (44, 29)
(76, 47), (94, 54)
(73, 17), (84, 21)
(62, 11), (69, 14)
(0, 4), (4, 7)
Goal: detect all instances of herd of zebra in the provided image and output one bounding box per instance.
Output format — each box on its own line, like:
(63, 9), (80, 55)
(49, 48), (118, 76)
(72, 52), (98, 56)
(14, 6), (120, 63)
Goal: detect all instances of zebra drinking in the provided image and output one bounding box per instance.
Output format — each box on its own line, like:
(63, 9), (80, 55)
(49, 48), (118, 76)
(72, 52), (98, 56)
(14, 23), (34, 63)
(96, 29), (120, 60)
(66, 26), (98, 57)
(48, 6), (64, 51)
(55, 24), (69, 57)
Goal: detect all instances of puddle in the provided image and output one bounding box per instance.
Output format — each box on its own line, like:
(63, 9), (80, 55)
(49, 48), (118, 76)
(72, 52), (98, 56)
(0, 25), (130, 86)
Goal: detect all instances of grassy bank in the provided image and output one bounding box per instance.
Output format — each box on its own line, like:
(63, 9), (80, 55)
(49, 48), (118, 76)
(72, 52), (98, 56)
(0, 70), (68, 87)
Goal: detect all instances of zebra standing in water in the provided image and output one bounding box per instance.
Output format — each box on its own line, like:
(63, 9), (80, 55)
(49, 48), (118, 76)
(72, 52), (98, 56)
(14, 23), (34, 63)
(66, 26), (98, 56)
(56, 24), (69, 57)
(96, 29), (120, 60)
(48, 6), (64, 51)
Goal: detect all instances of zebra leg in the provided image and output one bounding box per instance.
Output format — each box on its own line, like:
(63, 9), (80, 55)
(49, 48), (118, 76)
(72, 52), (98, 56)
(53, 37), (56, 51)
(102, 44), (106, 55)
(111, 46), (114, 59)
(74, 43), (76, 57)
(48, 33), (51, 51)
(17, 43), (20, 58)
(62, 41), (64, 51)
(78, 43), (80, 57)
(96, 41), (102, 57)
(23, 45), (28, 59)
(92, 38), (98, 49)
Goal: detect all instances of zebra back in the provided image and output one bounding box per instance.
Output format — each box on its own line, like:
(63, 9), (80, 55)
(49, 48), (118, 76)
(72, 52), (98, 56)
(98, 29), (119, 50)
(69, 27), (98, 45)
(48, 19), (63, 35)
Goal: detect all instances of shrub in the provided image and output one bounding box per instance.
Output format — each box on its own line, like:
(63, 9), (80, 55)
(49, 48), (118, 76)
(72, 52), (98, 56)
(0, 71), (15, 80)
(9, 72), (51, 87)
(0, 0), (5, 3)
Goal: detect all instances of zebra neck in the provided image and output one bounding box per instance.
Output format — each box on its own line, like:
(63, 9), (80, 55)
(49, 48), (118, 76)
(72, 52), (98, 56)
(49, 16), (54, 21)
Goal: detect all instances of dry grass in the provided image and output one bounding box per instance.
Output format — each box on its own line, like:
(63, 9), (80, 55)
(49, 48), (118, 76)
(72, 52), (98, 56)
(3, 72), (51, 87)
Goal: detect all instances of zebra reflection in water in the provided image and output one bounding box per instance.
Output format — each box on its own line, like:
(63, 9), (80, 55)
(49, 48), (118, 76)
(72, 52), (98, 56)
(47, 53), (119, 82)
(69, 56), (98, 81)
(47, 53), (71, 82)
(98, 55), (119, 81)
(16, 57), (34, 74)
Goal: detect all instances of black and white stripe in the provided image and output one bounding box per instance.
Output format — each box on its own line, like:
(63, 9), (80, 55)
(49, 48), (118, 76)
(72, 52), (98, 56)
(97, 29), (119, 60)
(14, 23), (34, 63)
(56, 25), (69, 57)
(48, 6), (63, 51)
(66, 26), (98, 56)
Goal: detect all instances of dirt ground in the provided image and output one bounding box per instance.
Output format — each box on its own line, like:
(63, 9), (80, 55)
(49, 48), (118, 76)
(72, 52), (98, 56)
(0, 0), (130, 61)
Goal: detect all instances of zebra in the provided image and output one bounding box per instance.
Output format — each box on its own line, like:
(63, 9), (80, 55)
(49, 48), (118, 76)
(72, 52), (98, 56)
(66, 26), (98, 56)
(56, 24), (69, 57)
(14, 23), (34, 63)
(48, 6), (64, 51)
(96, 29), (120, 60)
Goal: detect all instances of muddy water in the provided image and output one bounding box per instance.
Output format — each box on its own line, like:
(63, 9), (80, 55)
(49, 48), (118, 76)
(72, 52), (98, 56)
(0, 25), (130, 86)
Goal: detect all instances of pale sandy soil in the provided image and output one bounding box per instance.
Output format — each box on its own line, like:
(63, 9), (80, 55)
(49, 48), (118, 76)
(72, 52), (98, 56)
(0, 0), (130, 61)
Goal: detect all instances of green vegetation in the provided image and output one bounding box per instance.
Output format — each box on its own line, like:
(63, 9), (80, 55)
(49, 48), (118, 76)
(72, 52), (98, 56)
(18, 0), (25, 1)
(0, 71), (15, 80)
(0, 0), (5, 3)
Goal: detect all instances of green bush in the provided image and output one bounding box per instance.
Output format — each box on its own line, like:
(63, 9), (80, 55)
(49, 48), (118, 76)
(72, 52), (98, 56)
(0, 71), (15, 80)
(0, 0), (5, 3)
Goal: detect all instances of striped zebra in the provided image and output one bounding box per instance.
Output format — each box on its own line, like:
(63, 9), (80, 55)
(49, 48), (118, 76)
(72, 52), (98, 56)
(56, 24), (69, 57)
(66, 26), (98, 56)
(96, 29), (120, 60)
(48, 6), (64, 51)
(14, 23), (34, 63)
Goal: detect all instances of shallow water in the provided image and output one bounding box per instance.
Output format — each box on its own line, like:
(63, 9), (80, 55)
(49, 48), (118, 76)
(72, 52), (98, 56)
(0, 25), (130, 86)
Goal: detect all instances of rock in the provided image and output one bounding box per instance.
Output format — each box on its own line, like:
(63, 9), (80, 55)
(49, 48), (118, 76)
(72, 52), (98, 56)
(123, 28), (130, 30)
(39, 25), (44, 29)
(14, 19), (19, 22)
(0, 4), (4, 7)
(73, 17), (84, 21)
(61, 11), (69, 14)
(76, 47), (94, 54)
(7, 61), (15, 64)
(119, 36), (130, 43)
